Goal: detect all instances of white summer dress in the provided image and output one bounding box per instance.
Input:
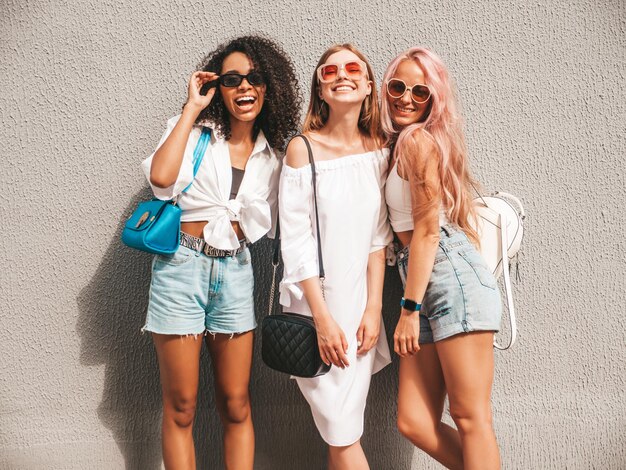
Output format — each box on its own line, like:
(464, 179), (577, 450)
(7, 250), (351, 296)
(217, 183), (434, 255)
(278, 148), (393, 446)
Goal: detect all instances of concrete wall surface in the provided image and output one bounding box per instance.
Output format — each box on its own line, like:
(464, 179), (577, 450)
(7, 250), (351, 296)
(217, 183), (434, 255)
(1, 0), (624, 468)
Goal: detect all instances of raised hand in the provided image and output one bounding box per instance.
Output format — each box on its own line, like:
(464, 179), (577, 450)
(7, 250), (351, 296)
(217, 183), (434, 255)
(185, 71), (219, 112)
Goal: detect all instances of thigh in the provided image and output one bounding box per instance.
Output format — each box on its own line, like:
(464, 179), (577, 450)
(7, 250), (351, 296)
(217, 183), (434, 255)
(145, 247), (210, 336)
(398, 343), (447, 423)
(206, 249), (256, 334)
(435, 332), (495, 416)
(153, 333), (203, 399)
(206, 331), (254, 397)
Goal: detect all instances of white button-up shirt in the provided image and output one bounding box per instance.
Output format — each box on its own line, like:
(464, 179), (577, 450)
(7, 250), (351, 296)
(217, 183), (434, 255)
(142, 115), (281, 250)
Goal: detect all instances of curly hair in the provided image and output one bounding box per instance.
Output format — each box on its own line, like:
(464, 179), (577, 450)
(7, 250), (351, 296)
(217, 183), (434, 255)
(194, 35), (302, 152)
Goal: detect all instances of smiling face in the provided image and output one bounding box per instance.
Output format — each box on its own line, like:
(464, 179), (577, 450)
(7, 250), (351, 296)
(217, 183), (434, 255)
(220, 51), (266, 123)
(318, 49), (372, 107)
(388, 59), (430, 127)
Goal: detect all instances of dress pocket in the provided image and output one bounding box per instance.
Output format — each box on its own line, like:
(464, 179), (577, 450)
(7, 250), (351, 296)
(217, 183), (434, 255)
(458, 249), (497, 289)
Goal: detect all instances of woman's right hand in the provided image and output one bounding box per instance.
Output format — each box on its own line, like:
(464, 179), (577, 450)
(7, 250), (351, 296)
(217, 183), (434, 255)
(184, 71), (218, 113)
(314, 312), (350, 369)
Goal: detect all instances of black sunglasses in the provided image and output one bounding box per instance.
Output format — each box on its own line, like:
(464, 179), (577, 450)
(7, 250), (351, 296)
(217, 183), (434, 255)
(201, 71), (265, 95)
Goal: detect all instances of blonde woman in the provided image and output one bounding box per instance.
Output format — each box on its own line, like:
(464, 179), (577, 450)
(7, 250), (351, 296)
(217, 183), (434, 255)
(381, 47), (502, 470)
(278, 44), (392, 469)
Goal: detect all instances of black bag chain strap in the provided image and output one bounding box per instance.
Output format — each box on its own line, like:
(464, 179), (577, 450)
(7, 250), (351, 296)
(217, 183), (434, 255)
(269, 135), (325, 315)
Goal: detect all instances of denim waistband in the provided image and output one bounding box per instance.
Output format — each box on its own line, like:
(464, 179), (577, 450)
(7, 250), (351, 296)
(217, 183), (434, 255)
(440, 224), (461, 237)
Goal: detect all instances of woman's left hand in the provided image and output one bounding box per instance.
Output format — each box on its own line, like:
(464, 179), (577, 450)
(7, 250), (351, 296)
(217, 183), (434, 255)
(356, 308), (381, 356)
(393, 311), (421, 357)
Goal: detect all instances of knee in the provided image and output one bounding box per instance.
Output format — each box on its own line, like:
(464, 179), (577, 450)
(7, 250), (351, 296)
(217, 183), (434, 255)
(163, 392), (197, 429)
(217, 393), (250, 424)
(397, 410), (436, 449)
(449, 403), (493, 436)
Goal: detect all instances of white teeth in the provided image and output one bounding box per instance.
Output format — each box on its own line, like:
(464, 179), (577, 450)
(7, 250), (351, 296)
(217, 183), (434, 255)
(236, 96), (255, 105)
(396, 105), (415, 113)
(334, 86), (353, 91)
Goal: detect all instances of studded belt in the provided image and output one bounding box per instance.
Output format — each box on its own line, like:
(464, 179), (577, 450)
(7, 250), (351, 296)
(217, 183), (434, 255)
(179, 232), (246, 258)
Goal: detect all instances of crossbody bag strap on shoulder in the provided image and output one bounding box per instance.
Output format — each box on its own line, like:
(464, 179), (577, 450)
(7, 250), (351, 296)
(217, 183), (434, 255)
(269, 134), (324, 315)
(177, 126), (211, 199)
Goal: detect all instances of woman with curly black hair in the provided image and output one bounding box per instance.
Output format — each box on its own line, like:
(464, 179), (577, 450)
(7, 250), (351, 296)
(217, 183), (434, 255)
(140, 35), (300, 469)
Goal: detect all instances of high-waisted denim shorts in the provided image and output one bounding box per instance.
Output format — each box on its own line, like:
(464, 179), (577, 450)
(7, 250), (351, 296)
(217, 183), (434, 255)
(397, 225), (502, 343)
(142, 245), (256, 336)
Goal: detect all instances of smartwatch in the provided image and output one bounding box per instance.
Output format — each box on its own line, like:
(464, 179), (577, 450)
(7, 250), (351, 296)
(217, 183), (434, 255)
(400, 297), (422, 312)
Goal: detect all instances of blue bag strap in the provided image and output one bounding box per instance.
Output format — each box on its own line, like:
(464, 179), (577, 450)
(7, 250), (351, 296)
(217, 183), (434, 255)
(182, 127), (211, 193)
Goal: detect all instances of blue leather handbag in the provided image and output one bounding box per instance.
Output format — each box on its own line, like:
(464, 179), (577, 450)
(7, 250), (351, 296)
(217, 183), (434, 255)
(121, 127), (211, 255)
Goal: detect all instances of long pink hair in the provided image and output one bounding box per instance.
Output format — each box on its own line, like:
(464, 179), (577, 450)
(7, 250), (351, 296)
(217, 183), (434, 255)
(381, 47), (479, 244)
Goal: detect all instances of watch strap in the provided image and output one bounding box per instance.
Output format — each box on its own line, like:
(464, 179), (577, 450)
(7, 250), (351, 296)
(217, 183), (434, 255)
(401, 297), (422, 312)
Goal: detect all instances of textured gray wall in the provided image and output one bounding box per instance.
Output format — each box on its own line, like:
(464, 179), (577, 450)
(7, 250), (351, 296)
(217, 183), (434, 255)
(1, 0), (625, 469)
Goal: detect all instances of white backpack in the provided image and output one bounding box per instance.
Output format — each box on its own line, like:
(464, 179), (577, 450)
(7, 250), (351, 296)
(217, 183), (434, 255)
(471, 191), (525, 350)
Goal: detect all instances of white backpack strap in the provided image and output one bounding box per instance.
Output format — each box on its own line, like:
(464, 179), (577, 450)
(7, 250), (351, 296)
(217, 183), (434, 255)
(494, 213), (517, 350)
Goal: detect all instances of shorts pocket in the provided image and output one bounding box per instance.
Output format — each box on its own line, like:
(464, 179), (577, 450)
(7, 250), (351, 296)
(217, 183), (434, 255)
(458, 249), (497, 289)
(155, 248), (194, 266)
(235, 248), (251, 266)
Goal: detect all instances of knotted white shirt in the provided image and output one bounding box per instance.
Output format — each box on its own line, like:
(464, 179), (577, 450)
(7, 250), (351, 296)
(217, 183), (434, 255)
(142, 115), (280, 250)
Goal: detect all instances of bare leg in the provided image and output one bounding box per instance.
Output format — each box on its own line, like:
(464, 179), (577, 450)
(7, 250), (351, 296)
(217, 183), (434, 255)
(397, 343), (464, 469)
(153, 333), (203, 470)
(206, 332), (255, 470)
(436, 331), (500, 470)
(327, 441), (369, 470)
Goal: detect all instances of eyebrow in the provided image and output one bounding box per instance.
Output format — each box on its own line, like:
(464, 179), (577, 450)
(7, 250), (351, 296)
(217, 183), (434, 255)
(222, 69), (254, 74)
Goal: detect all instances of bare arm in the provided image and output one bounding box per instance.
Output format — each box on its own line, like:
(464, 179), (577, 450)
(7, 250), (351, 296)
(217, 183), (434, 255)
(394, 131), (442, 357)
(357, 247), (386, 355)
(149, 71), (217, 188)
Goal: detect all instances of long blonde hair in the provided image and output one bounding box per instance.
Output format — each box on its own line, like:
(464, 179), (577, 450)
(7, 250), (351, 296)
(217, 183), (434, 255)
(303, 44), (383, 145)
(381, 47), (479, 244)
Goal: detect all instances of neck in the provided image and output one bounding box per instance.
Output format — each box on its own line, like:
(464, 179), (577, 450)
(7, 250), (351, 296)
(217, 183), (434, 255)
(229, 118), (255, 144)
(320, 103), (364, 146)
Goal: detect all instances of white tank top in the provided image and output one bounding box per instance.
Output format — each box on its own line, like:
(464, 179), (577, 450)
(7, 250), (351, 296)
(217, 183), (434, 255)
(385, 159), (447, 232)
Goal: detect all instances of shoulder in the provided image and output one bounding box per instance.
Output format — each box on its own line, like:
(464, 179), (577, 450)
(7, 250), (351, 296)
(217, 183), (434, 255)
(284, 135), (311, 169)
(405, 128), (437, 157)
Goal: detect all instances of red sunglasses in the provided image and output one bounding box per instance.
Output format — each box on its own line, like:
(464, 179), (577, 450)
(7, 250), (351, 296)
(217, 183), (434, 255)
(317, 60), (368, 83)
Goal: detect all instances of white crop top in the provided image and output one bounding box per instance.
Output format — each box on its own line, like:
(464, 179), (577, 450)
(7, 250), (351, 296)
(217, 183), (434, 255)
(385, 159), (447, 232)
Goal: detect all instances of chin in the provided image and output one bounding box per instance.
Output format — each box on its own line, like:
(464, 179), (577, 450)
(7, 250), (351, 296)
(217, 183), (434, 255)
(230, 107), (262, 122)
(392, 114), (419, 128)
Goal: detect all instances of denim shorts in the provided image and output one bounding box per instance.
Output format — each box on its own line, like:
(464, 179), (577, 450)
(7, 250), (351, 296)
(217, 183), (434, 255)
(143, 245), (256, 336)
(397, 225), (502, 343)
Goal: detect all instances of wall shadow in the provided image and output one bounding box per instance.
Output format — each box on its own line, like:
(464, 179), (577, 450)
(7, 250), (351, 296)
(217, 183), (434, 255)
(76, 189), (411, 469)
(77, 188), (166, 469)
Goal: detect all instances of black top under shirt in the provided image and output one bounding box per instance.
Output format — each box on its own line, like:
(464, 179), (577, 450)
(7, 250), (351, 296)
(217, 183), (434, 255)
(230, 167), (245, 200)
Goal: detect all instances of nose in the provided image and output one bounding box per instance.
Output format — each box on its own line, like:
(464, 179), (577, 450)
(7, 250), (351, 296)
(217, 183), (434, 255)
(399, 88), (412, 104)
(238, 78), (252, 90)
(336, 66), (348, 81)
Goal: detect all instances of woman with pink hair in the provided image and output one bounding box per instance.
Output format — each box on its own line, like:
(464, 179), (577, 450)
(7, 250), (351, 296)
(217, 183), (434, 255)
(381, 47), (502, 469)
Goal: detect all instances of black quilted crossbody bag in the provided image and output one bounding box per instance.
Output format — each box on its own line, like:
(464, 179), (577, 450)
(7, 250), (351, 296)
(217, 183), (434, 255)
(261, 135), (331, 378)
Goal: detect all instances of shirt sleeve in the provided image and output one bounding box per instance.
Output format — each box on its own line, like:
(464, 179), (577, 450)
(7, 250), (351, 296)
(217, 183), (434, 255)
(266, 153), (282, 240)
(371, 185), (393, 252)
(278, 165), (319, 306)
(140, 115), (195, 201)
(371, 156), (394, 252)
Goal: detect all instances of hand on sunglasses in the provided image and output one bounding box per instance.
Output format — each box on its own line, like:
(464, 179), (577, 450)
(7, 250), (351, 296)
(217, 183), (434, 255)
(186, 71), (219, 112)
